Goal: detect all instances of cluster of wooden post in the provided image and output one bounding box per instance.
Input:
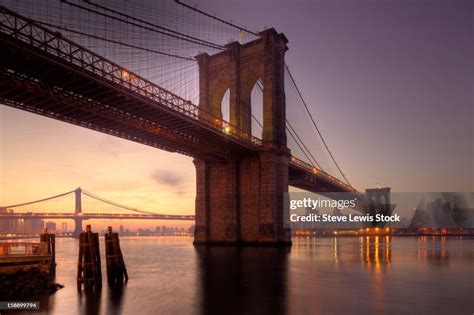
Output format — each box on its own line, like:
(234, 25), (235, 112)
(77, 225), (128, 291)
(105, 226), (128, 285)
(40, 228), (56, 276)
(77, 225), (102, 291)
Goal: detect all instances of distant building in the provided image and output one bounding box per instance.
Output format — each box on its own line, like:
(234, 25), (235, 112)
(21, 218), (44, 234)
(427, 199), (455, 228)
(410, 198), (471, 228)
(0, 208), (20, 233)
(119, 225), (125, 234)
(61, 222), (68, 232)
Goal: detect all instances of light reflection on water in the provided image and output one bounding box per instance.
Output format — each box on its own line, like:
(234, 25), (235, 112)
(14, 236), (474, 315)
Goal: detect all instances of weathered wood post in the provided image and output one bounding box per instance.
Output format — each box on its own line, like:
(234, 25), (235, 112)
(105, 226), (128, 285)
(77, 225), (102, 291)
(40, 228), (56, 276)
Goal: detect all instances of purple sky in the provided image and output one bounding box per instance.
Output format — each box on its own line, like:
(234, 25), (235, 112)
(0, 0), (472, 220)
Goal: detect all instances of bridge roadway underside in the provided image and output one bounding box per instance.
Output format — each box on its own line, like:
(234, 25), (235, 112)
(288, 165), (354, 193)
(0, 34), (259, 161)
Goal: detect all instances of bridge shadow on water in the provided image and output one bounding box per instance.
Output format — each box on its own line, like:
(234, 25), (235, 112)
(195, 247), (290, 315)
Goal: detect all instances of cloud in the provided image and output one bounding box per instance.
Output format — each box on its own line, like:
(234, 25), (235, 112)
(151, 169), (184, 193)
(88, 180), (146, 192)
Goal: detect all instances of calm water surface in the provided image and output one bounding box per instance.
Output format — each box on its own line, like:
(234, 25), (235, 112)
(13, 236), (474, 315)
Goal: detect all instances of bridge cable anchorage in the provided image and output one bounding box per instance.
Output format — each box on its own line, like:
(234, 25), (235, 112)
(174, 0), (260, 37)
(0, 189), (76, 209)
(284, 64), (351, 185)
(61, 0), (224, 51)
(254, 80), (324, 170)
(34, 21), (195, 61)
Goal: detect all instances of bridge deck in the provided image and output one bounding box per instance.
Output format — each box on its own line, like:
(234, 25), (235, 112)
(0, 6), (355, 193)
(0, 6), (260, 161)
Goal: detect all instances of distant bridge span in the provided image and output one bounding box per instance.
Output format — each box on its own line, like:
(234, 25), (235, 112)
(0, 213), (194, 221)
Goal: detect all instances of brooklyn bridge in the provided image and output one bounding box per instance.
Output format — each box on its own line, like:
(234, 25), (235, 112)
(0, 2), (388, 245)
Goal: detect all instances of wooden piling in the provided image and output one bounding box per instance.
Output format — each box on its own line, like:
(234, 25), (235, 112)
(77, 225), (102, 291)
(40, 228), (56, 276)
(105, 226), (128, 285)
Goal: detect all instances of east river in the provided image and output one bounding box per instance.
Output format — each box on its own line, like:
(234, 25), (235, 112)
(10, 236), (474, 315)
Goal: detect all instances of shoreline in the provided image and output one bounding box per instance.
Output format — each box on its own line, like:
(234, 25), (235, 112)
(0, 269), (63, 300)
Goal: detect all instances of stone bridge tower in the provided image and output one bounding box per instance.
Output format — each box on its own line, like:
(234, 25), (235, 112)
(365, 187), (392, 227)
(73, 187), (83, 238)
(194, 28), (291, 245)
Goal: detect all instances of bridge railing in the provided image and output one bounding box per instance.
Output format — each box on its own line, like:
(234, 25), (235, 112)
(0, 242), (49, 257)
(290, 156), (356, 192)
(0, 6), (262, 148)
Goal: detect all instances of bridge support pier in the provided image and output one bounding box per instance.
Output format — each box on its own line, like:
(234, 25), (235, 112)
(194, 28), (291, 246)
(73, 218), (83, 238)
(193, 150), (291, 246)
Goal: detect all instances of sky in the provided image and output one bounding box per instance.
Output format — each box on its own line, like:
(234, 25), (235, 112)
(0, 0), (472, 229)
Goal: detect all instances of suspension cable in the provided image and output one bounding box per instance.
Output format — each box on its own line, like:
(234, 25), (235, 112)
(174, 0), (260, 37)
(1, 189), (76, 208)
(254, 80), (324, 169)
(83, 0), (224, 50)
(286, 121), (324, 169)
(35, 21), (195, 61)
(61, 0), (224, 50)
(82, 189), (156, 214)
(285, 64), (351, 185)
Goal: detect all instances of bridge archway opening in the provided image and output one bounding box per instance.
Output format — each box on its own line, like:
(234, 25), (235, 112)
(221, 88), (230, 123)
(250, 79), (264, 139)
